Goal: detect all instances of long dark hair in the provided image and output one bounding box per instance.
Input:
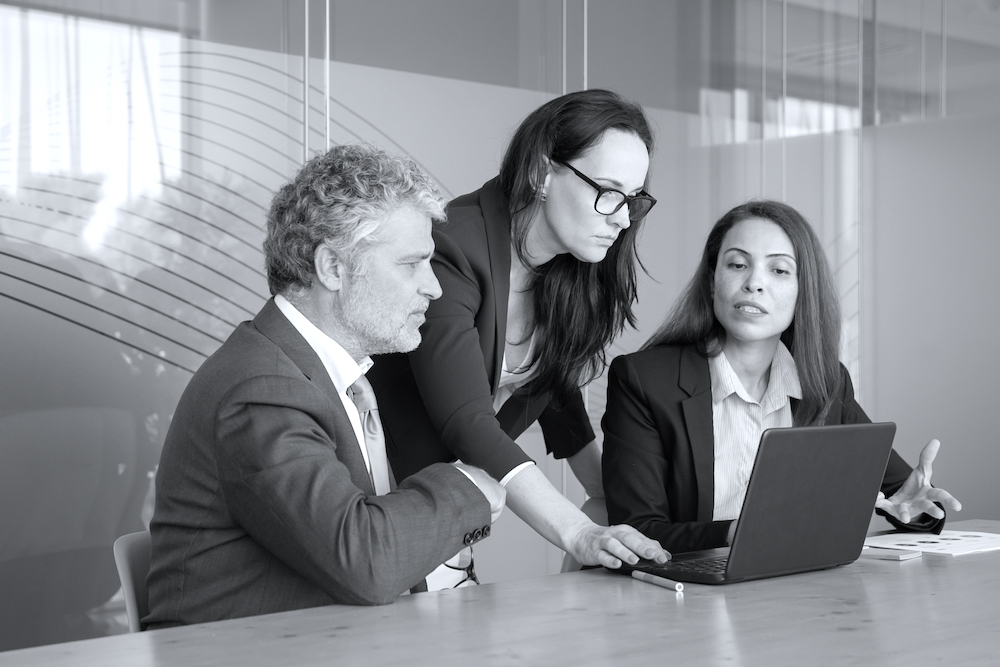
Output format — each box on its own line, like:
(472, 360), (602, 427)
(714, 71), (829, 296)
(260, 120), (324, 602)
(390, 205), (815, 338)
(497, 89), (654, 406)
(644, 200), (842, 425)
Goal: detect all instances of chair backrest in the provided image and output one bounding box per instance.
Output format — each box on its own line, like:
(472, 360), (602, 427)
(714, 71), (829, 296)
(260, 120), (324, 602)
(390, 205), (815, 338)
(113, 531), (151, 632)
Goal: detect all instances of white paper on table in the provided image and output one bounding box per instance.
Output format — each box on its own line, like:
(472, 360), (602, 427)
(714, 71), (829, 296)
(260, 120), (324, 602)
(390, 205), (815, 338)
(863, 530), (1000, 556)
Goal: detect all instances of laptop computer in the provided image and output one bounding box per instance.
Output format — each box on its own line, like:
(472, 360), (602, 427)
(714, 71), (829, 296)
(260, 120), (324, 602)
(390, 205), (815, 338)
(621, 421), (897, 585)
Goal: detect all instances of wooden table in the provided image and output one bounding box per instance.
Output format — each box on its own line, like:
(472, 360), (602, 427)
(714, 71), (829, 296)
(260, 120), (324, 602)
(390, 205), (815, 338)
(2, 519), (998, 666)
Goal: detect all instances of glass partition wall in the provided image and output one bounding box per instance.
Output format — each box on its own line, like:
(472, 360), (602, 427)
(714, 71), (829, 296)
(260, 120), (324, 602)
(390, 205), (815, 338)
(2, 0), (998, 649)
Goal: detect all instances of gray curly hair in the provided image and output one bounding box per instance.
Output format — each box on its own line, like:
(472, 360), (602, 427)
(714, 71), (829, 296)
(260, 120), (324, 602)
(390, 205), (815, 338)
(264, 143), (446, 296)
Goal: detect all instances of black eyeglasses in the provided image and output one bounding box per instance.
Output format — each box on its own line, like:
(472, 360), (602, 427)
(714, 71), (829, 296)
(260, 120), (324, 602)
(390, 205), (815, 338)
(442, 550), (479, 587)
(556, 161), (657, 221)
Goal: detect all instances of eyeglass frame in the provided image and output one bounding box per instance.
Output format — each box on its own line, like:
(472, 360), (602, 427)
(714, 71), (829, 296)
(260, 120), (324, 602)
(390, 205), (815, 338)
(442, 552), (479, 587)
(554, 160), (657, 221)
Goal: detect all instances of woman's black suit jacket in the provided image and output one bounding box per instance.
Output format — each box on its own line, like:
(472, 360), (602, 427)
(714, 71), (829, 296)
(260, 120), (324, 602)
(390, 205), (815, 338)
(602, 343), (942, 554)
(369, 178), (594, 482)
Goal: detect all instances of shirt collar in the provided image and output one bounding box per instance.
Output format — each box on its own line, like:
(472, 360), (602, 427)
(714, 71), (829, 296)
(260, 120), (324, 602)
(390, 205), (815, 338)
(274, 294), (373, 393)
(709, 348), (744, 405)
(768, 341), (802, 403)
(709, 341), (802, 407)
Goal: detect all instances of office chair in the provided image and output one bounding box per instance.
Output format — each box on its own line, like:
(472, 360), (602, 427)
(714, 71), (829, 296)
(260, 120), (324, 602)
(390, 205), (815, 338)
(112, 531), (151, 632)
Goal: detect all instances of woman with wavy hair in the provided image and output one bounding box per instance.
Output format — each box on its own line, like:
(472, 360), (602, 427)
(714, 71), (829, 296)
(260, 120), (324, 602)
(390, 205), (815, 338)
(370, 89), (668, 575)
(602, 200), (961, 554)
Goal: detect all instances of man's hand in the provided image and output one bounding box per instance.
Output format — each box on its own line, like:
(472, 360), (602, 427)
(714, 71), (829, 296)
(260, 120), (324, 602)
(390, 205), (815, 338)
(452, 462), (506, 523)
(875, 439), (962, 524)
(566, 522), (670, 569)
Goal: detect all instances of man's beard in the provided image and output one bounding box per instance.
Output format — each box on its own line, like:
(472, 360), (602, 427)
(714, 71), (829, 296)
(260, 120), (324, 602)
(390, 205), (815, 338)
(340, 274), (424, 356)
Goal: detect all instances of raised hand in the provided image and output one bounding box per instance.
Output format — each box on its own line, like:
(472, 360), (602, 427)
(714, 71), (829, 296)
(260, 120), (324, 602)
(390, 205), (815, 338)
(875, 439), (962, 524)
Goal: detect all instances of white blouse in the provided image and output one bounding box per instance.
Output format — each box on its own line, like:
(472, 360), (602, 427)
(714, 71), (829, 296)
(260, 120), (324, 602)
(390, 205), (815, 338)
(709, 342), (802, 521)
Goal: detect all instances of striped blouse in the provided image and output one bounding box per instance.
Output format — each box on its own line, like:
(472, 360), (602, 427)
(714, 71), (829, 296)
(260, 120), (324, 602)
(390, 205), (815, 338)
(709, 342), (802, 521)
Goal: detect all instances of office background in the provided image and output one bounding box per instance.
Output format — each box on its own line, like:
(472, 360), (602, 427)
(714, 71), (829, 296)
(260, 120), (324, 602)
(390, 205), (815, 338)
(0, 0), (997, 651)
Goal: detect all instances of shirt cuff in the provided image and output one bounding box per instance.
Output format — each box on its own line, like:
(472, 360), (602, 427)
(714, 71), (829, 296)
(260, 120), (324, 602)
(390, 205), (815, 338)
(499, 461), (535, 487)
(453, 464), (505, 523)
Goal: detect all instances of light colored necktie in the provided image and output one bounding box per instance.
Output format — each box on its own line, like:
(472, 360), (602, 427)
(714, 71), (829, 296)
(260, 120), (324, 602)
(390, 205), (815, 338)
(347, 375), (391, 495)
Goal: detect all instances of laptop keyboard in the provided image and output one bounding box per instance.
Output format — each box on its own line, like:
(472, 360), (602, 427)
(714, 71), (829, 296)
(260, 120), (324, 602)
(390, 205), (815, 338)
(660, 556), (729, 574)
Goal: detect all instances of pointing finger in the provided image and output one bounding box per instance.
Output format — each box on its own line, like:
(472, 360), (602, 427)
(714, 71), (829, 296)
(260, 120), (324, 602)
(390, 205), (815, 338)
(917, 439), (941, 475)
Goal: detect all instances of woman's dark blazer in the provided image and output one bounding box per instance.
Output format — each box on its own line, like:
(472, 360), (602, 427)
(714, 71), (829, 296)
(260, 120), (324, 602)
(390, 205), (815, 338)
(369, 178), (594, 482)
(602, 343), (943, 554)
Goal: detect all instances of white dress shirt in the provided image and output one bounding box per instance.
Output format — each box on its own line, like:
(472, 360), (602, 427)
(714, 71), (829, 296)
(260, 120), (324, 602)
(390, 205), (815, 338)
(274, 295), (379, 487)
(709, 342), (802, 521)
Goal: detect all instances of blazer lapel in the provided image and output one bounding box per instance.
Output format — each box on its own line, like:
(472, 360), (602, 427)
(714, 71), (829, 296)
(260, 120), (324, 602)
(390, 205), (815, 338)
(678, 346), (716, 523)
(479, 179), (511, 391)
(252, 298), (377, 495)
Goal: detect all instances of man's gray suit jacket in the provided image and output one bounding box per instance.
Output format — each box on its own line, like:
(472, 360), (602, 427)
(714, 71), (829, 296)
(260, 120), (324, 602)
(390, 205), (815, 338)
(144, 299), (491, 628)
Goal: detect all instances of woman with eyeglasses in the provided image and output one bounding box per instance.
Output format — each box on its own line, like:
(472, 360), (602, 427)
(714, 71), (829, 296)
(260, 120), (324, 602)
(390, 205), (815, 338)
(369, 89), (668, 575)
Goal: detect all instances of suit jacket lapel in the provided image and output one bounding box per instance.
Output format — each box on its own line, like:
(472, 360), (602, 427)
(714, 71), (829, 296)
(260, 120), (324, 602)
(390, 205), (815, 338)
(251, 298), (377, 495)
(678, 345), (716, 523)
(479, 179), (511, 391)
